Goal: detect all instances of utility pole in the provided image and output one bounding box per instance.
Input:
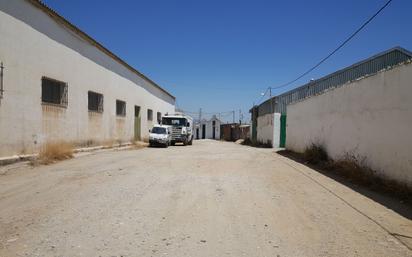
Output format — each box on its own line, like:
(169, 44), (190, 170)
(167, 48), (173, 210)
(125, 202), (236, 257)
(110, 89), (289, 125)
(199, 108), (202, 122)
(232, 110), (235, 124)
(0, 62), (4, 100)
(239, 109), (242, 124)
(269, 87), (273, 113)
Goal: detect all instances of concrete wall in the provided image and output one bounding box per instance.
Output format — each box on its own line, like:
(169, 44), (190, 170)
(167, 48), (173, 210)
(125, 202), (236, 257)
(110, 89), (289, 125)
(286, 62), (412, 186)
(0, 1), (175, 157)
(256, 113), (280, 147)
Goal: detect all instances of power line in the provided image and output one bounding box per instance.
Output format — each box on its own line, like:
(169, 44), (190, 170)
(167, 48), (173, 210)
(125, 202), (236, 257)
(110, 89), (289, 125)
(254, 87), (270, 107)
(252, 0), (394, 107)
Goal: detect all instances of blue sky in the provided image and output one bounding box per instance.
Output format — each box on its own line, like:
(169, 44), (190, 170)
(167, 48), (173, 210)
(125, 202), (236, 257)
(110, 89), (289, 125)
(43, 0), (412, 122)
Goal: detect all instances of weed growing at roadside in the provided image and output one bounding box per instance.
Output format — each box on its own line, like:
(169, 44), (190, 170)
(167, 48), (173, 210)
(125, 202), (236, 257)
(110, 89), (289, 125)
(34, 142), (74, 165)
(303, 143), (328, 164)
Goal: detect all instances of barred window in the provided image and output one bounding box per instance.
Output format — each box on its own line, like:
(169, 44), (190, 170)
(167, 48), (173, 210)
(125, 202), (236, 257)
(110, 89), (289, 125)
(88, 91), (103, 113)
(116, 100), (126, 116)
(157, 112), (162, 123)
(41, 77), (68, 107)
(147, 109), (153, 121)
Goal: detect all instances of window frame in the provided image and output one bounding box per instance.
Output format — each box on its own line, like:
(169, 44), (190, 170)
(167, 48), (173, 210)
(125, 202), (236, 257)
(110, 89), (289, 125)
(41, 76), (68, 107)
(147, 109), (153, 121)
(116, 99), (126, 117)
(157, 111), (162, 123)
(88, 91), (104, 113)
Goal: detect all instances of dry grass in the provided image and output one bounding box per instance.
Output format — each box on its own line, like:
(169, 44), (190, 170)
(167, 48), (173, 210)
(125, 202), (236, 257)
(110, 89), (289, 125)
(303, 143), (328, 164)
(279, 147), (411, 203)
(129, 140), (149, 150)
(241, 138), (272, 148)
(326, 156), (411, 200)
(34, 142), (74, 165)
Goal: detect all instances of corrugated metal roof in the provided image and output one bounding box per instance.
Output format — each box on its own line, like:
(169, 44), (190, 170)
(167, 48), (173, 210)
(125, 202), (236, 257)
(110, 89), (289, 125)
(255, 47), (412, 116)
(28, 0), (175, 100)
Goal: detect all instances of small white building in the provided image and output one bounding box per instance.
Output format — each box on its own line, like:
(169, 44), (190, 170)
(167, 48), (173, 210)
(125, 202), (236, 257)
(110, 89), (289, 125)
(194, 115), (221, 140)
(0, 0), (175, 157)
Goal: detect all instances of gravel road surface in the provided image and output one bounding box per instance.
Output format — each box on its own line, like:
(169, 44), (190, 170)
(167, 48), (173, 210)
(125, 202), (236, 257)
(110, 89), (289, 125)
(1, 140), (411, 257)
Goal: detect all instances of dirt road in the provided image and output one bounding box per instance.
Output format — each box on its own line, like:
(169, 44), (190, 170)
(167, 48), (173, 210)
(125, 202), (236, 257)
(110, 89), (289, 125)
(1, 140), (411, 257)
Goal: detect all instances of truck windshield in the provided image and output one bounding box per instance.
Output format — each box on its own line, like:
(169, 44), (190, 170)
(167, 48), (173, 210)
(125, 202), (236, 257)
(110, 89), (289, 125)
(162, 117), (186, 126)
(151, 127), (167, 134)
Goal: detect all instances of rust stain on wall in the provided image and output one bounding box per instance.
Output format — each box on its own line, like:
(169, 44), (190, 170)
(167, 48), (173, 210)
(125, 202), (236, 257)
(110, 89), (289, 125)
(41, 104), (67, 142)
(115, 117), (126, 140)
(88, 111), (103, 141)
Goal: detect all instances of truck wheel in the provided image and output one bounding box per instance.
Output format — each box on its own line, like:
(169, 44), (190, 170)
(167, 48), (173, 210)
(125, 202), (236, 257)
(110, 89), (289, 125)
(188, 138), (193, 145)
(165, 143), (169, 148)
(171, 141), (175, 146)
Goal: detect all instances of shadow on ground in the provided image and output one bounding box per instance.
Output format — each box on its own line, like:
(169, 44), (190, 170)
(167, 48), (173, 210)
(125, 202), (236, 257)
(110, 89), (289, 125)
(277, 150), (412, 220)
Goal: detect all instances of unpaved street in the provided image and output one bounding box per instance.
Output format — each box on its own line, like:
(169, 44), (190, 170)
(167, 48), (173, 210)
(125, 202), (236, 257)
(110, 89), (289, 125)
(1, 140), (411, 257)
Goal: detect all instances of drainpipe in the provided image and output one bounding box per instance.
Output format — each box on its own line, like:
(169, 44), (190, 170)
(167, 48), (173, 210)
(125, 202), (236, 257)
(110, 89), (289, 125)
(0, 62), (4, 101)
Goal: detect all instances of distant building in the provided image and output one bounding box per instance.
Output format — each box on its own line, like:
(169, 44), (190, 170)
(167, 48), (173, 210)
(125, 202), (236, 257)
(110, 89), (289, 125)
(194, 115), (221, 140)
(0, 0), (175, 157)
(221, 123), (250, 142)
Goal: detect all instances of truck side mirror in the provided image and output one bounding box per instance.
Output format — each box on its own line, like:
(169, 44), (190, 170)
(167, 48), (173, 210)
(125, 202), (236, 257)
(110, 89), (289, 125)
(186, 122), (190, 127)
(149, 129), (151, 133)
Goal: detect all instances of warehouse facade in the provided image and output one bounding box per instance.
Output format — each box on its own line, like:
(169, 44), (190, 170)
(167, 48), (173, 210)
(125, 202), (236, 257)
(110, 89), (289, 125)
(250, 47), (412, 148)
(0, 0), (175, 157)
(286, 59), (412, 186)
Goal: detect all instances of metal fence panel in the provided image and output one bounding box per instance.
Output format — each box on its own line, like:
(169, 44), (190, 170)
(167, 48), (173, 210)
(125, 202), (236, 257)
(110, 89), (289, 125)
(257, 48), (412, 117)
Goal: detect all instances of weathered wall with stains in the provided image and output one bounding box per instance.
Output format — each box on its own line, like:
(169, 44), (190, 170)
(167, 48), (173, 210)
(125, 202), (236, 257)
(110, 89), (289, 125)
(286, 62), (412, 186)
(256, 113), (281, 147)
(0, 1), (175, 157)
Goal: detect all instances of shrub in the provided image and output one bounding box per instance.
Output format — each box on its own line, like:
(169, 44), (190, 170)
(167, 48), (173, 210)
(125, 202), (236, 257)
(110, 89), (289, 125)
(241, 138), (272, 148)
(303, 143), (328, 164)
(327, 156), (411, 200)
(37, 142), (74, 165)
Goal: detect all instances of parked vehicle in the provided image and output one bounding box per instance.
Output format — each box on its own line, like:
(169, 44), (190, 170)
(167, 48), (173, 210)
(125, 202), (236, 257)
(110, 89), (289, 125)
(162, 113), (193, 146)
(149, 125), (172, 147)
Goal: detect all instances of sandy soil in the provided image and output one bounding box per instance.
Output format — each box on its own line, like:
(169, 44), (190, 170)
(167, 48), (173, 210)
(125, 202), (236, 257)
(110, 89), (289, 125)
(0, 140), (411, 257)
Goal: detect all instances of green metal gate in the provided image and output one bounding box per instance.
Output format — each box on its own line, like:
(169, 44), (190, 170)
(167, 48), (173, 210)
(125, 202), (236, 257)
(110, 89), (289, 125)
(279, 114), (286, 148)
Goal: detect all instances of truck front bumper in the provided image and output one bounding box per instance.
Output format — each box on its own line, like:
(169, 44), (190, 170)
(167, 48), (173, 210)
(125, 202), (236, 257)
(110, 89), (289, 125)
(171, 135), (187, 143)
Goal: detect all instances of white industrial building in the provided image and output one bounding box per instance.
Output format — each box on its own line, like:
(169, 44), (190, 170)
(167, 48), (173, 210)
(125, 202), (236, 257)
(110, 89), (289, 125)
(286, 59), (412, 187)
(250, 47), (412, 186)
(0, 0), (175, 157)
(194, 115), (221, 140)
(250, 47), (412, 149)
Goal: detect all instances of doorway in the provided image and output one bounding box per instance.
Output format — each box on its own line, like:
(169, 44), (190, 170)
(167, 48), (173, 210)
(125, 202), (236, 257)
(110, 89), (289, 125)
(134, 106), (141, 141)
(202, 124), (206, 139)
(212, 127), (215, 139)
(196, 128), (199, 139)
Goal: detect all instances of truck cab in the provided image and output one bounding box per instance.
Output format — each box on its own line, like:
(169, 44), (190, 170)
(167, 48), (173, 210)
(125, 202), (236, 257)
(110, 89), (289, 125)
(149, 125), (172, 147)
(161, 114), (193, 146)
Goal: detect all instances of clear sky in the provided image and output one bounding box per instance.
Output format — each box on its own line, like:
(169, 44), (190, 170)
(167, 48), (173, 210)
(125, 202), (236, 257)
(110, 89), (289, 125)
(42, 0), (412, 122)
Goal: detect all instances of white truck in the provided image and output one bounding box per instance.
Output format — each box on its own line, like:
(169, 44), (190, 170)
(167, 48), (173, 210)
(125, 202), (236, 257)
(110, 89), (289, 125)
(161, 113), (193, 146)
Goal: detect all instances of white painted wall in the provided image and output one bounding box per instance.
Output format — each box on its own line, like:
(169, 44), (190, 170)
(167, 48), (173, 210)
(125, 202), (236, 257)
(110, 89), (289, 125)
(195, 117), (221, 140)
(0, 1), (175, 157)
(286, 62), (412, 186)
(256, 113), (281, 148)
